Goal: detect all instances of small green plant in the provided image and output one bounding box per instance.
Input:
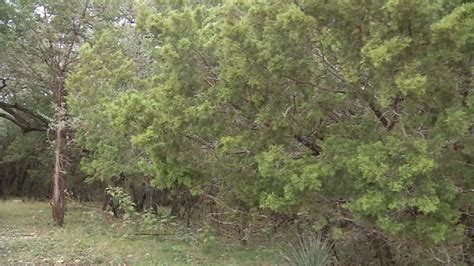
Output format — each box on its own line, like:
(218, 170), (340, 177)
(137, 209), (160, 232)
(106, 186), (135, 221)
(284, 234), (331, 266)
(174, 224), (216, 247)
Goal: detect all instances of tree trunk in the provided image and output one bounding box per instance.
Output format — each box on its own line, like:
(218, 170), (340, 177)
(0, 163), (5, 200)
(51, 78), (65, 226)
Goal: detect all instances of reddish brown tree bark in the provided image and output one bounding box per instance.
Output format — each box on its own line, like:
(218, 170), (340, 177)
(51, 77), (65, 226)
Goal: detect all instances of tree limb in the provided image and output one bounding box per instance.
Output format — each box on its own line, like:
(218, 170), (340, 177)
(294, 134), (322, 156)
(0, 102), (49, 133)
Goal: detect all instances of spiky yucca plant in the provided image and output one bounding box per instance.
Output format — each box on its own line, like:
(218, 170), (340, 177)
(285, 235), (331, 266)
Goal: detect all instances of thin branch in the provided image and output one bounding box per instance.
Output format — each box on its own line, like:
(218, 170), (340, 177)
(0, 112), (18, 125)
(294, 134), (322, 156)
(0, 78), (6, 90)
(281, 74), (347, 94)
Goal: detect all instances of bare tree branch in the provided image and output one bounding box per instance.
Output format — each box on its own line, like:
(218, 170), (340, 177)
(0, 102), (49, 132)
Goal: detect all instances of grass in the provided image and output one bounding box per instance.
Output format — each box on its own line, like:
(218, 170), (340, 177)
(0, 199), (282, 265)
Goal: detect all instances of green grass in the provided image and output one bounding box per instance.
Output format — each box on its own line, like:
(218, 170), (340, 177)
(0, 200), (282, 265)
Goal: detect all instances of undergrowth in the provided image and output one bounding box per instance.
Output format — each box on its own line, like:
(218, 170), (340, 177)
(0, 199), (282, 265)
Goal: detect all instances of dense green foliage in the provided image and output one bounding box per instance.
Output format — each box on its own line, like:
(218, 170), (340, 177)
(2, 0), (473, 264)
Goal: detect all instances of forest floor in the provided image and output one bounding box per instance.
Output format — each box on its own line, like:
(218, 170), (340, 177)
(0, 200), (282, 265)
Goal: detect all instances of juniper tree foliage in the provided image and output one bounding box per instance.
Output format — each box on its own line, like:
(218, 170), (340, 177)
(68, 0), (473, 262)
(0, 0), (12, 38)
(67, 25), (153, 185)
(0, 0), (144, 223)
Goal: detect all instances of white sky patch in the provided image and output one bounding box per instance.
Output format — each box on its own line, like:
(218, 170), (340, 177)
(34, 5), (46, 16)
(33, 5), (55, 23)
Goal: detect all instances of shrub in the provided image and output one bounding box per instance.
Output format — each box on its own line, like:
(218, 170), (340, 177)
(284, 234), (331, 266)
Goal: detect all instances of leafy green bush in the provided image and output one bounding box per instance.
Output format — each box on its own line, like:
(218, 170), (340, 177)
(106, 187), (135, 220)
